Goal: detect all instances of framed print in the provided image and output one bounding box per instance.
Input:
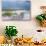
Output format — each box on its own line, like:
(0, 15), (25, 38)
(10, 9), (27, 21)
(2, 0), (31, 21)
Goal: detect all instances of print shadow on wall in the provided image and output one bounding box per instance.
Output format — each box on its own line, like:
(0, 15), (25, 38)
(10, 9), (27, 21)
(2, 0), (31, 21)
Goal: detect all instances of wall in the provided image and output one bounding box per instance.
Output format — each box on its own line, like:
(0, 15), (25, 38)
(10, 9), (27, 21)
(0, 0), (46, 41)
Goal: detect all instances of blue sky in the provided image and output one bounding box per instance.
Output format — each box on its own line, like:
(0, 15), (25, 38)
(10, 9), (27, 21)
(3, 0), (28, 1)
(2, 1), (30, 10)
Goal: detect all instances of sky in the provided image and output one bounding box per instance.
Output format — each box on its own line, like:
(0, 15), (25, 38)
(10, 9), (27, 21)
(3, 0), (29, 1)
(2, 0), (30, 10)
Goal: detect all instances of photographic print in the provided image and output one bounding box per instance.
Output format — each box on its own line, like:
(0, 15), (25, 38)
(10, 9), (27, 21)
(2, 0), (31, 21)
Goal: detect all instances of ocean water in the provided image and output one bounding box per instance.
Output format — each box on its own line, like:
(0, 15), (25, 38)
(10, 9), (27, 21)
(2, 0), (31, 21)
